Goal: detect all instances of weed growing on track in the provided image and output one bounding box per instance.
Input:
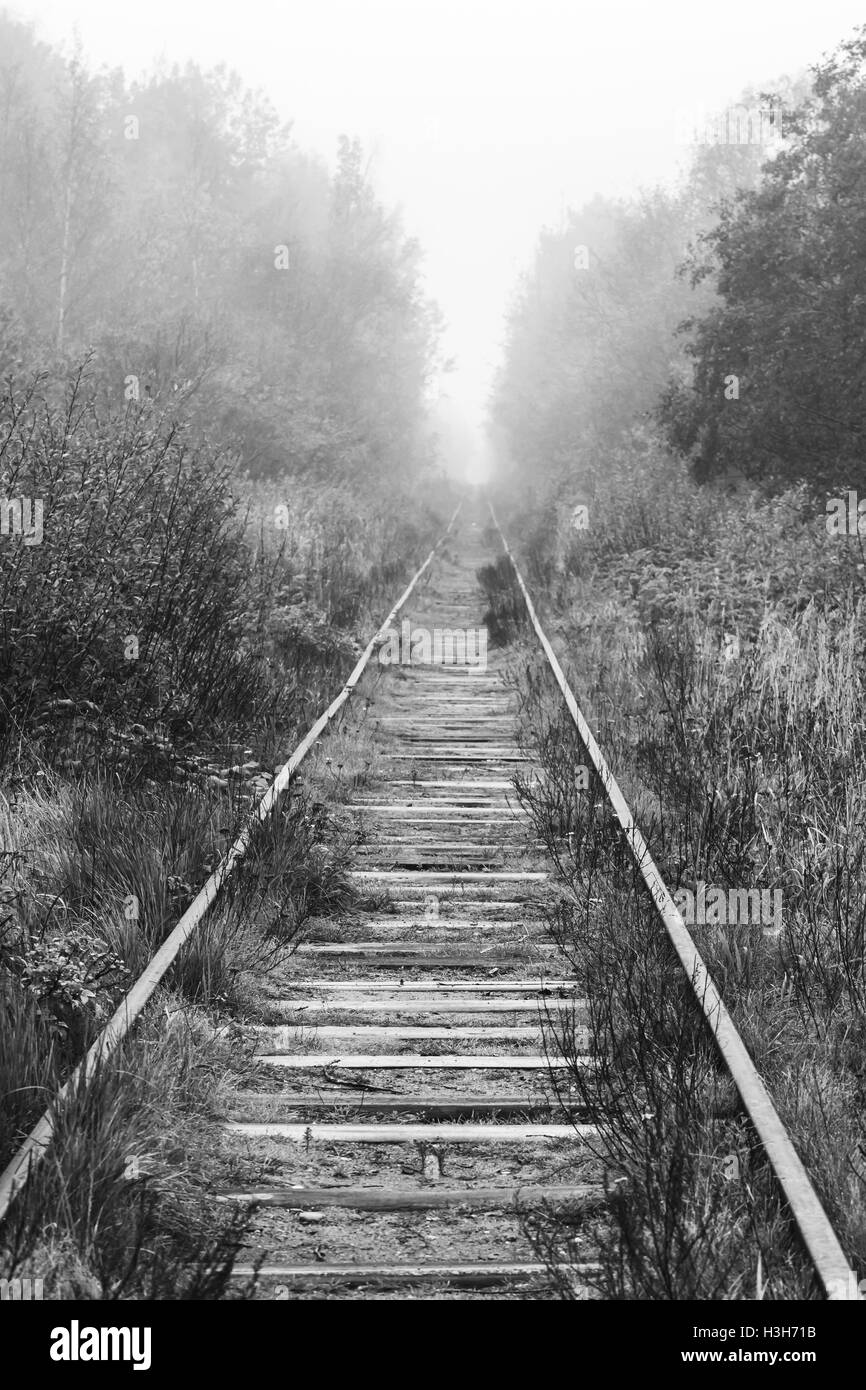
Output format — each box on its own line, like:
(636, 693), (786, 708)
(304, 704), (380, 805)
(497, 442), (866, 1296)
(0, 767), (357, 1139)
(510, 687), (821, 1298)
(1, 1001), (256, 1299)
(0, 756), (360, 1297)
(477, 554), (526, 646)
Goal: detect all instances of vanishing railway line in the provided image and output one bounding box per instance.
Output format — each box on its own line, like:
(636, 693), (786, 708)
(0, 500), (857, 1300)
(222, 510), (599, 1298)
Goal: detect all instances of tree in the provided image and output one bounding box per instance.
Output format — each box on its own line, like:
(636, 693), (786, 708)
(660, 33), (866, 489)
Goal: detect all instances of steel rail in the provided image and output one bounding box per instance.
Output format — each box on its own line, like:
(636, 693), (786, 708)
(489, 502), (858, 1302)
(0, 502), (462, 1224)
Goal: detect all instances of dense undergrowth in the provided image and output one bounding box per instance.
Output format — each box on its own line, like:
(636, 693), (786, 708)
(0, 363), (452, 1297)
(0, 366), (441, 773)
(491, 435), (866, 1298)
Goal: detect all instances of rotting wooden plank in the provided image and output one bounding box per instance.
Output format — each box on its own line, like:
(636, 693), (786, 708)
(293, 947), (553, 958)
(378, 708), (514, 714)
(357, 833), (523, 843)
(355, 850), (510, 860)
(255, 1054), (584, 1069)
(348, 808), (529, 817)
(369, 822), (525, 834)
(230, 1261), (597, 1286)
(355, 851), (508, 865)
(392, 778), (515, 784)
(299, 926), (552, 938)
(382, 742), (524, 752)
(351, 787), (522, 795)
(291, 958), (552, 972)
(369, 824), (527, 833)
(381, 715), (515, 721)
(389, 778), (519, 787)
(270, 999), (581, 1014)
(217, 1184), (601, 1209)
(364, 813), (521, 822)
(367, 840), (526, 850)
(229, 1094), (584, 1115)
(224, 1122), (594, 1142)
(383, 752), (531, 761)
(351, 870), (548, 881)
(272, 979), (574, 991)
(355, 842), (512, 852)
(381, 710), (514, 717)
(294, 954), (555, 971)
(378, 730), (517, 739)
(355, 845), (511, 856)
(295, 940), (555, 952)
(352, 791), (526, 800)
(356, 851), (521, 862)
(348, 794), (527, 803)
(348, 801), (526, 809)
(377, 731), (522, 738)
(381, 753), (531, 761)
(298, 925), (550, 939)
(251, 1023), (561, 1040)
(391, 677), (504, 685)
(382, 900), (548, 913)
(382, 906), (548, 918)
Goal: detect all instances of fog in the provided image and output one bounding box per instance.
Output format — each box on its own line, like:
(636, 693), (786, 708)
(10, 0), (866, 479)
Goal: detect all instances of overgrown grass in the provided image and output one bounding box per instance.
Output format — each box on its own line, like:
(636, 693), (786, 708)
(1, 1001), (256, 1300)
(477, 553), (526, 646)
(0, 360), (450, 1294)
(495, 436), (866, 1297)
(0, 362), (453, 776)
(0, 760), (358, 1149)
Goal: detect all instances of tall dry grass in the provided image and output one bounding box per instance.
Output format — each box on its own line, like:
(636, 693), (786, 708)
(495, 437), (866, 1296)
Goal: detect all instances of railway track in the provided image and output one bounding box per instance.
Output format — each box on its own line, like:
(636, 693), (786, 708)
(221, 510), (601, 1299)
(0, 499), (857, 1301)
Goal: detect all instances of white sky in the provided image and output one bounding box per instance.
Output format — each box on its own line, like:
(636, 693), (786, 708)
(6, 0), (866, 477)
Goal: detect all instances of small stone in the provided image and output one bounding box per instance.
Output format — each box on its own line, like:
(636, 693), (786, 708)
(422, 1153), (441, 1181)
(298, 1210), (324, 1223)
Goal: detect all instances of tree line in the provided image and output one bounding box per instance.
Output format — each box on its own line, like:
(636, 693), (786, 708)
(0, 13), (442, 484)
(492, 33), (866, 496)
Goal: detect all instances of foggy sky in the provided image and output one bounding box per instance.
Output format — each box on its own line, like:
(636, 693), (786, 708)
(7, 0), (866, 480)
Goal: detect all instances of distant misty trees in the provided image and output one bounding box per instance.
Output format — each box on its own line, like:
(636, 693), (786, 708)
(660, 29), (866, 490)
(0, 16), (442, 484)
(492, 26), (866, 497)
(489, 117), (775, 491)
